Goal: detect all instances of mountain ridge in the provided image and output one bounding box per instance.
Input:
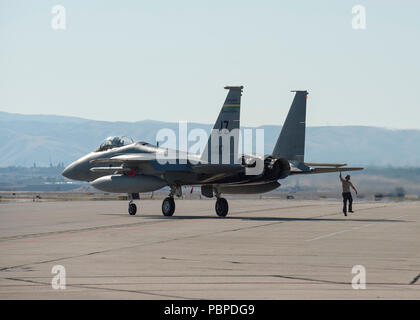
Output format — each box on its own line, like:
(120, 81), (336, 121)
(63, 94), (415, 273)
(1, 111), (419, 167)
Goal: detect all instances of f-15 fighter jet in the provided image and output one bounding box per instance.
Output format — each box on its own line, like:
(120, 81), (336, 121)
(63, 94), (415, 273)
(62, 87), (362, 217)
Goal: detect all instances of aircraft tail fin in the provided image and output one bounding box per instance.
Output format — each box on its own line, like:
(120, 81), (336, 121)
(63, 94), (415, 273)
(272, 90), (308, 162)
(200, 86), (243, 164)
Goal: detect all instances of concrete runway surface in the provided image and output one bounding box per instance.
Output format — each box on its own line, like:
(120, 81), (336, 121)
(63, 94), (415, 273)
(0, 199), (419, 299)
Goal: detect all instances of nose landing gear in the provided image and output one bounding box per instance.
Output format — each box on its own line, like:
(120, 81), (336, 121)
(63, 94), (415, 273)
(128, 193), (140, 215)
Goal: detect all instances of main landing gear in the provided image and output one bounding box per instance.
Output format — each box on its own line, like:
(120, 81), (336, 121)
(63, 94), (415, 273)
(161, 185), (182, 217)
(214, 188), (228, 217)
(162, 197), (175, 216)
(127, 187), (230, 217)
(215, 197), (229, 217)
(128, 200), (137, 215)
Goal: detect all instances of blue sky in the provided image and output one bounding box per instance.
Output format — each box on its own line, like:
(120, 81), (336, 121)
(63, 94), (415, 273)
(1, 0), (419, 128)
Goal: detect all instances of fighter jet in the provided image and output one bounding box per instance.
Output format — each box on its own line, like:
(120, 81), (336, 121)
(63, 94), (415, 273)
(62, 87), (363, 217)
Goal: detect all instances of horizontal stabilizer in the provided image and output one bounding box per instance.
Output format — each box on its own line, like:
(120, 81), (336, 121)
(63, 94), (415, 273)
(291, 167), (363, 175)
(304, 162), (347, 167)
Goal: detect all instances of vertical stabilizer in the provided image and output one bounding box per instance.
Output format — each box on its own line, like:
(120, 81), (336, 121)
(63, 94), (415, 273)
(200, 86), (243, 164)
(272, 90), (308, 162)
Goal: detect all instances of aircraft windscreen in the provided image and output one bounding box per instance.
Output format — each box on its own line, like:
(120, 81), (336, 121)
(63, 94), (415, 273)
(96, 136), (134, 152)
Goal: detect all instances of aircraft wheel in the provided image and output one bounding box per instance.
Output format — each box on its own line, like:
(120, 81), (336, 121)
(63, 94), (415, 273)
(162, 197), (175, 216)
(128, 203), (137, 215)
(215, 198), (229, 217)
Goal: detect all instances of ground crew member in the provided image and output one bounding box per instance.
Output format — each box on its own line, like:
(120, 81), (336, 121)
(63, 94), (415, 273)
(339, 172), (358, 216)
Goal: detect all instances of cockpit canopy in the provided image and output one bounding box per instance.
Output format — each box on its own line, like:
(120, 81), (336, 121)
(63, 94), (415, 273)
(95, 136), (134, 152)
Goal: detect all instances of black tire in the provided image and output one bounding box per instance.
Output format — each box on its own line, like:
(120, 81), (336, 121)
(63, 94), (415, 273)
(162, 197), (175, 216)
(128, 203), (137, 215)
(215, 197), (228, 217)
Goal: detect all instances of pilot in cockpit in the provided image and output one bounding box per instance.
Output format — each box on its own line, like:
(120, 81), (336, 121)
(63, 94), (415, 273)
(96, 136), (134, 152)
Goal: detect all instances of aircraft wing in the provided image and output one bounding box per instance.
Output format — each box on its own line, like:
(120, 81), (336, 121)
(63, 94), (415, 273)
(192, 164), (243, 174)
(304, 162), (347, 167)
(291, 166), (363, 175)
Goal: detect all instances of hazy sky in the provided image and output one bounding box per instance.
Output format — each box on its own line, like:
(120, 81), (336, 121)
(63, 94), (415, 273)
(1, 0), (419, 129)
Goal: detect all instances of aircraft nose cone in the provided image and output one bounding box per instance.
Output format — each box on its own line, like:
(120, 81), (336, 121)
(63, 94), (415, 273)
(62, 163), (76, 179)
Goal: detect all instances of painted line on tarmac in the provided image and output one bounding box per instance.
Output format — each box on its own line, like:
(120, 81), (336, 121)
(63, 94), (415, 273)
(0, 202), (334, 246)
(305, 214), (408, 242)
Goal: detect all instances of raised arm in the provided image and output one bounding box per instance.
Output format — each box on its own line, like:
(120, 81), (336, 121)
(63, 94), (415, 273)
(339, 172), (344, 182)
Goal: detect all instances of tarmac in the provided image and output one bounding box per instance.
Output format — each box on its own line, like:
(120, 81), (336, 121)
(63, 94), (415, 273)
(0, 199), (419, 299)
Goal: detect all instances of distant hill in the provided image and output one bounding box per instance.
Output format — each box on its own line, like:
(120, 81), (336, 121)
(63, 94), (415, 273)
(1, 111), (420, 167)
